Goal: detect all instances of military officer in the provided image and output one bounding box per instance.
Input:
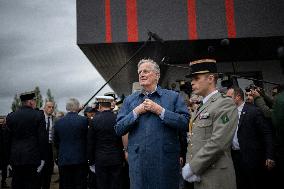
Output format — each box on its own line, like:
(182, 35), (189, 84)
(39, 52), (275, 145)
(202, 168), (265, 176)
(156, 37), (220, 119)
(104, 92), (117, 110)
(182, 59), (238, 189)
(6, 91), (47, 189)
(88, 96), (124, 189)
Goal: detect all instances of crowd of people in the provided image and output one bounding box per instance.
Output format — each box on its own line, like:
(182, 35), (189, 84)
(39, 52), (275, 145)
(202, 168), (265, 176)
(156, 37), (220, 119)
(0, 58), (284, 189)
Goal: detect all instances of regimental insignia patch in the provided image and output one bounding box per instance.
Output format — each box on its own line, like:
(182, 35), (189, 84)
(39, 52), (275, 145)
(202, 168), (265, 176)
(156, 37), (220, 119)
(221, 114), (229, 124)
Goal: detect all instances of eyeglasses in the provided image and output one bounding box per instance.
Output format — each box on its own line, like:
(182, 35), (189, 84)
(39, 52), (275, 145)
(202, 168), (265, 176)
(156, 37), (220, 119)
(138, 69), (154, 75)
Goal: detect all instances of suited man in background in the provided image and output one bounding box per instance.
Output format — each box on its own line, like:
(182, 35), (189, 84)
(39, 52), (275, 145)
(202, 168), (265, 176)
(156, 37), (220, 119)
(0, 116), (9, 188)
(6, 91), (47, 189)
(39, 101), (55, 189)
(54, 98), (88, 189)
(272, 60), (284, 188)
(226, 87), (274, 189)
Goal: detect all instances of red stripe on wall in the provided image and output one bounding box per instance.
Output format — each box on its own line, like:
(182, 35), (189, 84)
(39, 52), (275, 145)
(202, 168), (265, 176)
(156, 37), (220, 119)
(187, 0), (198, 40)
(105, 0), (112, 43)
(225, 0), (236, 38)
(126, 0), (138, 42)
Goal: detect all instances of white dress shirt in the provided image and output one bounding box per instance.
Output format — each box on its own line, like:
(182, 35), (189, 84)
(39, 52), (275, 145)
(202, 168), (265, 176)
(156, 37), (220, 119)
(45, 114), (53, 143)
(232, 102), (245, 150)
(202, 90), (218, 104)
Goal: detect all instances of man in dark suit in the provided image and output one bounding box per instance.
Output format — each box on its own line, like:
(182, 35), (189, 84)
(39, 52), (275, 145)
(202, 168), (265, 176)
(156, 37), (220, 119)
(6, 91), (48, 189)
(272, 59), (284, 187)
(84, 106), (97, 189)
(54, 98), (88, 189)
(39, 101), (55, 189)
(226, 87), (275, 189)
(88, 96), (124, 189)
(0, 117), (9, 188)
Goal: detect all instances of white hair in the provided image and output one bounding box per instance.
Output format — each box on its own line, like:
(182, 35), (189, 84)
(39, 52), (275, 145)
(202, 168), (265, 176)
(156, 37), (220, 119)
(66, 98), (80, 112)
(137, 58), (160, 75)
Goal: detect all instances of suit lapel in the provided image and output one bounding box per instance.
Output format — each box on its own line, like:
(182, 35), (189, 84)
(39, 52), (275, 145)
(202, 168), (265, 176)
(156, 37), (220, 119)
(238, 103), (247, 128)
(193, 92), (220, 121)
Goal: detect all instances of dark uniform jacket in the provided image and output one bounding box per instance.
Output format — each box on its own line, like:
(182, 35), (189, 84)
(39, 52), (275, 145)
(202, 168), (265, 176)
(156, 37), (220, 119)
(6, 106), (48, 166)
(88, 110), (124, 166)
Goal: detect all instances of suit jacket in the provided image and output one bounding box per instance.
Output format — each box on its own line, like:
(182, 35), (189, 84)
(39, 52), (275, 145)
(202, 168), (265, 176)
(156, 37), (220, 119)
(0, 125), (10, 166)
(41, 111), (56, 162)
(6, 106), (48, 166)
(272, 91), (284, 153)
(237, 103), (274, 168)
(54, 112), (88, 166)
(0, 126), (3, 167)
(186, 92), (238, 189)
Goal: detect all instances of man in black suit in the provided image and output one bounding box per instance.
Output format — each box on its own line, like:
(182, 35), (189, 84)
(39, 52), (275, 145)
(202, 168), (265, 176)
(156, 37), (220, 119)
(0, 117), (9, 188)
(6, 91), (48, 189)
(226, 87), (275, 189)
(39, 101), (55, 189)
(87, 96), (124, 189)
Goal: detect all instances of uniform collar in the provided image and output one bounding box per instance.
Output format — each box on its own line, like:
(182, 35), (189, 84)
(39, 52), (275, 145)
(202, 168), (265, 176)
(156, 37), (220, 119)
(202, 90), (218, 104)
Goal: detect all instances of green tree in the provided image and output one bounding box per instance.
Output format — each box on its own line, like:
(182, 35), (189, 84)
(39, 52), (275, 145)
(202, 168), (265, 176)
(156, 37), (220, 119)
(11, 94), (21, 112)
(34, 86), (43, 109)
(45, 88), (57, 111)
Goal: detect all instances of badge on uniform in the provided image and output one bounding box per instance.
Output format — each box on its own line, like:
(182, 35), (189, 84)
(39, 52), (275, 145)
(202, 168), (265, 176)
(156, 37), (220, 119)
(199, 112), (210, 119)
(220, 114), (229, 124)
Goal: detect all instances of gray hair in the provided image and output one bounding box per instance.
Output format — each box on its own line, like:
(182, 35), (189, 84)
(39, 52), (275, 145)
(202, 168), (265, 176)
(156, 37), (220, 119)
(66, 98), (80, 112)
(137, 59), (160, 75)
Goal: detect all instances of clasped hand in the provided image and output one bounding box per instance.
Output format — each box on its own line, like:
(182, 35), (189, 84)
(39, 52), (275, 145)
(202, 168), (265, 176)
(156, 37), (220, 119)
(134, 99), (162, 115)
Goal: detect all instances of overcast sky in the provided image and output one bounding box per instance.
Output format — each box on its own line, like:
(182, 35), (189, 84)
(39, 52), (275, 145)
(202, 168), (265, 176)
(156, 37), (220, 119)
(0, 0), (114, 115)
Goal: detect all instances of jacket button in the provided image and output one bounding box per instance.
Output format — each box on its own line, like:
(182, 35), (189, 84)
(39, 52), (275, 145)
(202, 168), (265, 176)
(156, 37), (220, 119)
(190, 143), (193, 146)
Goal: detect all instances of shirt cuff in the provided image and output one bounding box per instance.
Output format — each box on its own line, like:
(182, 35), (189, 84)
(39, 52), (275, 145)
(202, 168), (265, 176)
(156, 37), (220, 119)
(132, 110), (138, 120)
(159, 108), (165, 120)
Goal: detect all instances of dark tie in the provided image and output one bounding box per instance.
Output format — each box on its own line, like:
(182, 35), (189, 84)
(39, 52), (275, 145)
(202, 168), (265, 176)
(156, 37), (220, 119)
(47, 116), (51, 132)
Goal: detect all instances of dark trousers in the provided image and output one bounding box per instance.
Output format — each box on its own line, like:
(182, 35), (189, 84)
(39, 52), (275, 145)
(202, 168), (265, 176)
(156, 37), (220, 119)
(231, 149), (244, 189)
(121, 162), (130, 189)
(232, 149), (266, 189)
(96, 164), (123, 189)
(39, 144), (54, 189)
(58, 164), (87, 189)
(12, 165), (39, 189)
(87, 171), (96, 189)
